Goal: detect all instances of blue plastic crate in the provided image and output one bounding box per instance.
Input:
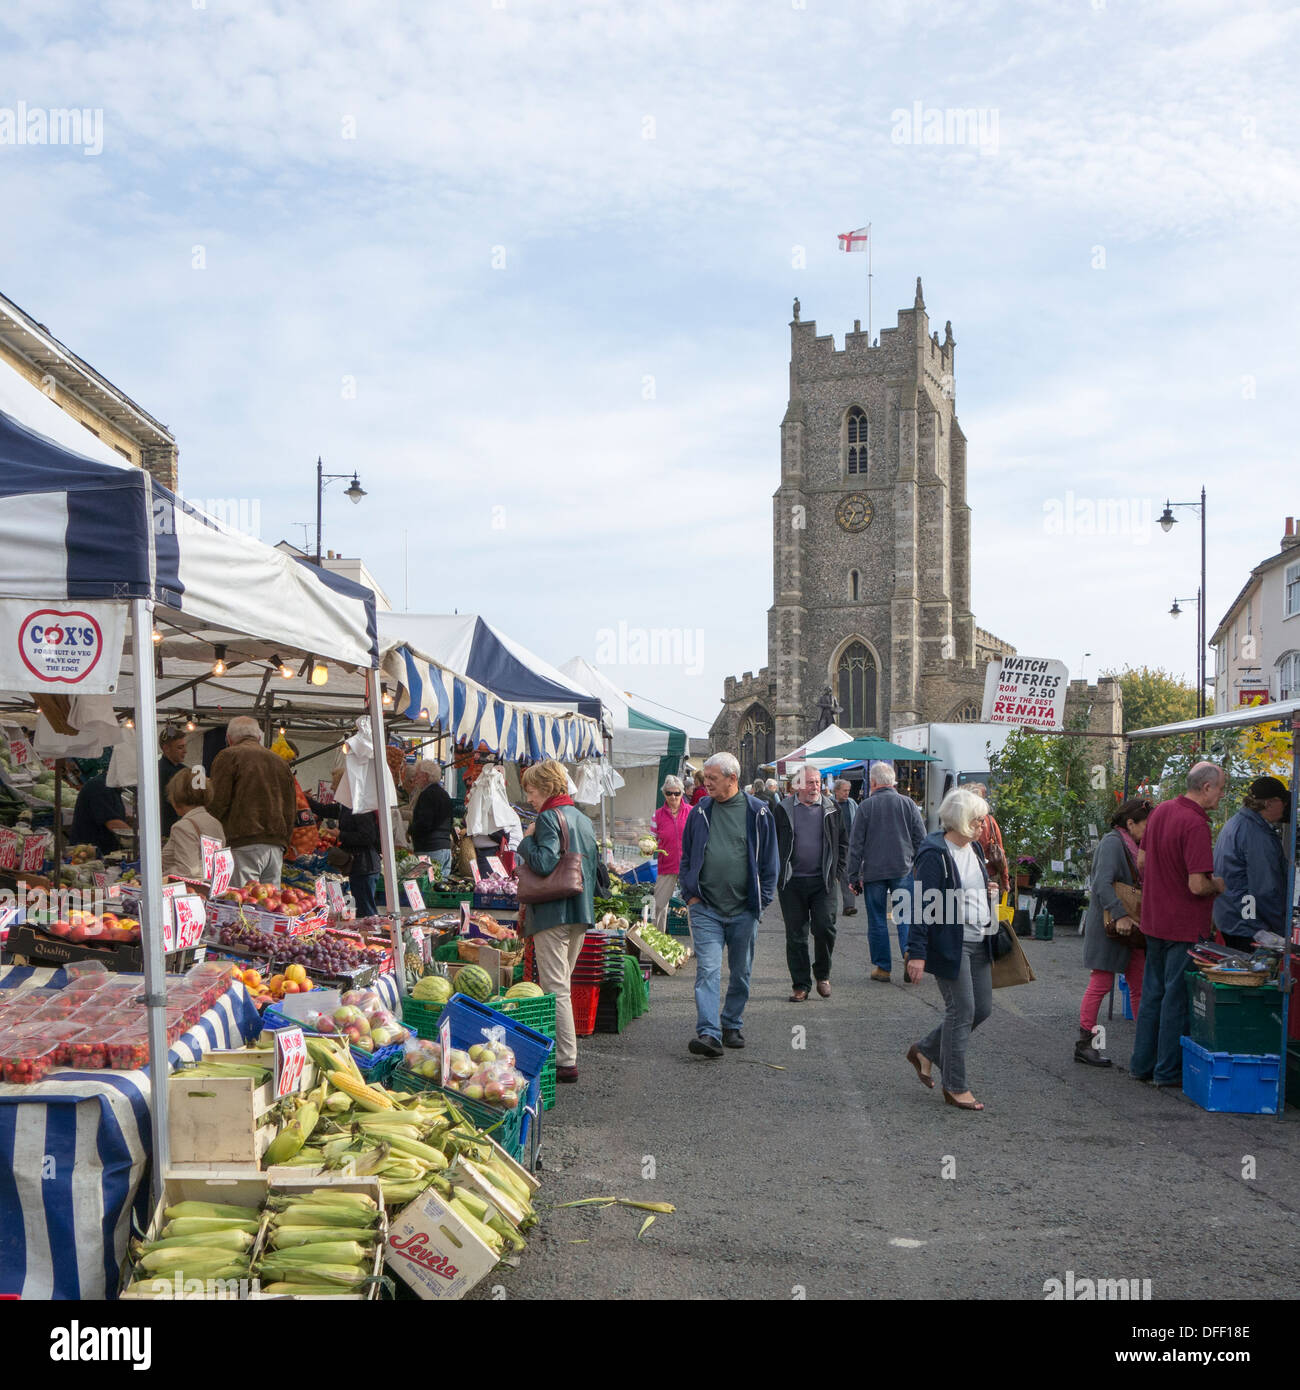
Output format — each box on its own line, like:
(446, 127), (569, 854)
(1180, 1037), (1279, 1115)
(436, 993), (554, 1081)
(1118, 976), (1134, 1021)
(618, 861), (658, 885)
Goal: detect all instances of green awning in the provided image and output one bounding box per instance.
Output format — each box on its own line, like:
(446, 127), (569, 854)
(813, 737), (939, 763)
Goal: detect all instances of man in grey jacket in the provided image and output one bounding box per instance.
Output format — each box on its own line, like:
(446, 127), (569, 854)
(833, 779), (859, 916)
(1213, 776), (1290, 952)
(847, 762), (927, 981)
(774, 765), (847, 1000)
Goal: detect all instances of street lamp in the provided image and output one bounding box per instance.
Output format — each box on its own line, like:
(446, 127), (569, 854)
(315, 457), (366, 564)
(1159, 487), (1208, 719)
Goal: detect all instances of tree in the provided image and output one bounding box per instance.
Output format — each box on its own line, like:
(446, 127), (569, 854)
(1103, 665), (1199, 790)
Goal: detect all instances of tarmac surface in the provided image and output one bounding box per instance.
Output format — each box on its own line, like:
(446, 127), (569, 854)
(474, 903), (1300, 1300)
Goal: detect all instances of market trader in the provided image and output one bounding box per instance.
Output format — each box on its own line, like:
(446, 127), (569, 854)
(157, 724), (189, 838)
(207, 715), (297, 887)
(70, 773), (131, 855)
(1213, 775), (1291, 952)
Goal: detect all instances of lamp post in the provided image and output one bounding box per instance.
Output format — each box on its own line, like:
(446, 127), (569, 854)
(1159, 487), (1208, 719)
(315, 456), (366, 564)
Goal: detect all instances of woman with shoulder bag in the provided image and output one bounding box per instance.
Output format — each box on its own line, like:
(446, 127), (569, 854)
(1075, 798), (1150, 1067)
(515, 759), (600, 1086)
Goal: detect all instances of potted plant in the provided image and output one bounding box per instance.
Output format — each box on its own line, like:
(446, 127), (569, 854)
(1015, 855), (1041, 890)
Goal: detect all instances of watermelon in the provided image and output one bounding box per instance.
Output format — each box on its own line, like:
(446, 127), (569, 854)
(505, 982), (544, 1000)
(411, 973), (453, 1005)
(456, 964), (494, 1002)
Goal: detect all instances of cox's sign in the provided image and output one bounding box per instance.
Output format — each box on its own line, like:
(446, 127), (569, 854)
(0, 600), (124, 693)
(19, 610), (105, 684)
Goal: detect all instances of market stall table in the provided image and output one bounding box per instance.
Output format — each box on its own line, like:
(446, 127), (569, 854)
(0, 966), (262, 1300)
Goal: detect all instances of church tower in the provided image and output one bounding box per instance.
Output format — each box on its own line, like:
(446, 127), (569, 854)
(714, 282), (1014, 780)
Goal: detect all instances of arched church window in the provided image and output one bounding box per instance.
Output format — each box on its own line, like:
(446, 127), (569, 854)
(848, 570), (860, 602)
(949, 700), (981, 723)
(846, 407), (868, 476)
(835, 642), (877, 729)
(738, 703), (775, 785)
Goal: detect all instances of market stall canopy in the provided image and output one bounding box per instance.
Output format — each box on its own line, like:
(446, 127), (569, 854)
(378, 613), (602, 761)
(0, 369), (379, 672)
(557, 657), (686, 769)
(1124, 698), (1300, 740)
(814, 737), (940, 764)
(769, 723), (854, 774)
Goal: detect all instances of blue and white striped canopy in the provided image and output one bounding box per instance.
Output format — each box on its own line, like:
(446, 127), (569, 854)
(380, 614), (604, 761)
(0, 371), (378, 669)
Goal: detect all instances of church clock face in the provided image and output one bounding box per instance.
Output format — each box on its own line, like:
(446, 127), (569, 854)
(836, 493), (874, 533)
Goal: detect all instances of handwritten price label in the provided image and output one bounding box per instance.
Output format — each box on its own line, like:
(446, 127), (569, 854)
(485, 856), (506, 878)
(439, 1017), (452, 1090)
(468, 858), (483, 884)
(315, 878), (328, 907)
(9, 738), (30, 768)
(404, 879), (425, 910)
(274, 1026), (308, 1097)
(326, 880), (347, 915)
(200, 836), (221, 881)
(173, 894), (206, 949)
(210, 849), (234, 898)
(0, 826), (20, 870)
(20, 833), (47, 874)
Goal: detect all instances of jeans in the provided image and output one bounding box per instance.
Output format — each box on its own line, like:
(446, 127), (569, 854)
(916, 940), (993, 1094)
(777, 875), (836, 990)
(1130, 937), (1192, 1084)
(839, 867), (857, 914)
(689, 902), (759, 1040)
(232, 843), (284, 889)
(350, 871), (379, 919)
(864, 875), (912, 972)
(428, 848), (452, 877)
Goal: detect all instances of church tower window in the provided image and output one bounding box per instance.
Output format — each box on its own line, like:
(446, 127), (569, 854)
(845, 407), (868, 476)
(738, 703), (775, 785)
(848, 570), (860, 602)
(835, 641), (877, 729)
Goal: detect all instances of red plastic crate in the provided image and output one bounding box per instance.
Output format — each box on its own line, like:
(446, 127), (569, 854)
(570, 982), (599, 1037)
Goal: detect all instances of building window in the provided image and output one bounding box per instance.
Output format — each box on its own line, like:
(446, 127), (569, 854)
(845, 407), (868, 476)
(113, 444), (131, 460)
(1278, 652), (1300, 700)
(1285, 563), (1300, 619)
(738, 703), (775, 785)
(949, 701), (981, 723)
(835, 641), (877, 729)
(848, 569), (860, 602)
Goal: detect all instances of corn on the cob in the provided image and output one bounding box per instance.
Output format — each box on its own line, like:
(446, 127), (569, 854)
(262, 1100), (320, 1166)
(257, 1260), (369, 1287)
(290, 1189), (378, 1211)
(164, 1201), (261, 1222)
(133, 1230), (254, 1257)
(272, 1204), (379, 1228)
(446, 1197), (505, 1255)
(162, 1217), (261, 1238)
(324, 1070), (393, 1111)
(137, 1246), (252, 1274)
(269, 1225), (380, 1249)
(258, 1283), (361, 1297)
(384, 1133), (449, 1169)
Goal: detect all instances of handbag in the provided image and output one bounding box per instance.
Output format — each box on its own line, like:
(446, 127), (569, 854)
(991, 922), (1036, 988)
(993, 920), (1015, 960)
(1103, 842), (1144, 949)
(515, 808), (587, 905)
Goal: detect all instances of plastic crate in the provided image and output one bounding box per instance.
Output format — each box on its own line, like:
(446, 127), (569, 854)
(426, 890), (473, 909)
(1180, 1037), (1279, 1114)
(472, 892), (519, 911)
(540, 1056), (555, 1111)
(400, 994), (446, 1040)
(391, 1063), (539, 1163)
(618, 861), (658, 884)
(487, 992), (557, 1040)
(437, 993), (554, 1079)
(571, 982), (599, 1037)
(1287, 1043), (1300, 1108)
(1186, 972), (1285, 1056)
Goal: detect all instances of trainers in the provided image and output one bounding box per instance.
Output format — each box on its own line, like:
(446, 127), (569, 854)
(689, 1034), (724, 1058)
(722, 1029), (745, 1049)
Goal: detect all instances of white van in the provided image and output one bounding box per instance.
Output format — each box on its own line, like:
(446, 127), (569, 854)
(890, 722), (1014, 830)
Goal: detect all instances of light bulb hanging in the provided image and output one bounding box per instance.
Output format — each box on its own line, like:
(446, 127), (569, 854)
(211, 644), (227, 677)
(310, 660), (329, 686)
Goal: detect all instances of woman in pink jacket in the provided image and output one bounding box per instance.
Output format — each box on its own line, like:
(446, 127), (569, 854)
(651, 775), (690, 930)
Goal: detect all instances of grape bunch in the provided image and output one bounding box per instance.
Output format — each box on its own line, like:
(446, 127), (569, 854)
(279, 930), (384, 976)
(218, 920), (276, 959)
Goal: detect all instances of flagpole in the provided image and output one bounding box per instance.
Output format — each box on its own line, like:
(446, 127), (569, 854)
(867, 223), (873, 342)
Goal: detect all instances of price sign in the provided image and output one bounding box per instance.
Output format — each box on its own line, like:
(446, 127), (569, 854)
(315, 878), (328, 907)
(410, 925), (426, 962)
(160, 895), (176, 951)
(460, 901), (471, 935)
(0, 827), (18, 871)
(274, 1026), (308, 1097)
(316, 781), (336, 804)
(439, 1017), (452, 1089)
(403, 879), (425, 910)
(468, 858), (482, 884)
(106, 881), (122, 901)
(173, 894), (206, 949)
(199, 836), (221, 881)
(485, 856), (506, 879)
(210, 849), (234, 898)
(92, 871), (108, 890)
(20, 833), (47, 874)
(9, 737), (30, 768)
(326, 880), (347, 915)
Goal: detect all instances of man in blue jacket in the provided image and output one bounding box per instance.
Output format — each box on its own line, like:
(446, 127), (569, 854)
(1213, 776), (1290, 952)
(847, 763), (927, 982)
(679, 751), (779, 1056)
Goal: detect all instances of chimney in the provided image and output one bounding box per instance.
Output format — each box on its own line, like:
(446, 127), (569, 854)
(1283, 518), (1299, 550)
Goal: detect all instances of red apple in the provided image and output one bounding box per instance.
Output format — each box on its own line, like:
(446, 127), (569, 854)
(46, 920), (72, 938)
(67, 924), (89, 943)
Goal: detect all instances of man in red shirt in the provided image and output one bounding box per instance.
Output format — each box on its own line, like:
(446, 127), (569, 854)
(1130, 763), (1227, 1086)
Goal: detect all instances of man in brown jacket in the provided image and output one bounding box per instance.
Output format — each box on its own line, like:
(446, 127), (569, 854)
(207, 715), (297, 887)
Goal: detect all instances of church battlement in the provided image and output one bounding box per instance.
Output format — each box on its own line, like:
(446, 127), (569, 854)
(789, 279), (954, 373)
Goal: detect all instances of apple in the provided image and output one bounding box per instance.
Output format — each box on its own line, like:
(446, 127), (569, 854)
(484, 1080), (505, 1102)
(500, 1090), (519, 1109)
(468, 1044), (487, 1063)
(68, 924), (89, 943)
(315, 1014), (337, 1034)
(462, 1083), (484, 1101)
(46, 920), (72, 938)
(282, 904), (301, 918)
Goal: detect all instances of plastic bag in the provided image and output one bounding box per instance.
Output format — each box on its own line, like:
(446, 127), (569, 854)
(340, 716), (398, 815)
(465, 765), (514, 837)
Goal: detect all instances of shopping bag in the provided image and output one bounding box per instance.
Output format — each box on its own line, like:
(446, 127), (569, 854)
(991, 924), (1036, 989)
(465, 764), (513, 836)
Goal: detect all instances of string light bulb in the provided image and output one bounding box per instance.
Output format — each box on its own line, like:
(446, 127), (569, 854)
(381, 687), (394, 707)
(310, 660), (329, 686)
(184, 719), (196, 733)
(123, 718), (135, 730)
(211, 644), (227, 677)
(419, 708), (430, 721)
(271, 654), (294, 679)
(150, 627), (163, 645)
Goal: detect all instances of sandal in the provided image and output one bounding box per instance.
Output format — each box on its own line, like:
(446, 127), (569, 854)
(905, 1043), (934, 1089)
(943, 1089), (984, 1111)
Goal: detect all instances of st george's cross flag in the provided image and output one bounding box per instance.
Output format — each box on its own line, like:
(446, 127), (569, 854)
(837, 226), (870, 252)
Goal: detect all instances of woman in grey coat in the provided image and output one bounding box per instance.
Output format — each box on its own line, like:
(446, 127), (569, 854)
(1076, 798), (1151, 1067)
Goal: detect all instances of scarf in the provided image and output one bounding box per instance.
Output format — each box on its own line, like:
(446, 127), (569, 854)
(1117, 825), (1142, 884)
(541, 793), (576, 812)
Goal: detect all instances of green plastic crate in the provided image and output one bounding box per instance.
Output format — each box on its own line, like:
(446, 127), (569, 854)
(1186, 972), (1285, 1057)
(401, 995), (445, 1040)
(426, 890), (473, 909)
(487, 992), (557, 1038)
(390, 1064), (533, 1161)
(540, 1057), (555, 1111)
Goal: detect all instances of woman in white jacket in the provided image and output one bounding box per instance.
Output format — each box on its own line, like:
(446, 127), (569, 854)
(160, 768), (226, 880)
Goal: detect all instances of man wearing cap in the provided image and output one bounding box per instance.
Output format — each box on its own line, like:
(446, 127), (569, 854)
(1213, 776), (1290, 952)
(158, 725), (189, 838)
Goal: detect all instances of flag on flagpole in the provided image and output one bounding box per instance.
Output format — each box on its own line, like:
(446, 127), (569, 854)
(837, 226), (870, 252)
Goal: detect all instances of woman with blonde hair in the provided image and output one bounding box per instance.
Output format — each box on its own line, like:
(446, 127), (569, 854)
(903, 787), (1000, 1111)
(651, 775), (690, 930)
(515, 759), (600, 1085)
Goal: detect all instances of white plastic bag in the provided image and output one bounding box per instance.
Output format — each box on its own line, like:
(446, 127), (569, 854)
(465, 763), (514, 836)
(341, 715), (397, 815)
(571, 758), (605, 806)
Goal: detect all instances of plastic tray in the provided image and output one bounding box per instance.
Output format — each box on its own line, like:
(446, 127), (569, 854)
(1180, 1036), (1279, 1114)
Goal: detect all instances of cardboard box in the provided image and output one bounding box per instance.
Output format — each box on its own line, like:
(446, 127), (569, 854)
(447, 1155), (529, 1229)
(251, 1176), (385, 1301)
(385, 1184), (500, 1300)
(167, 1048), (314, 1169)
(625, 925), (691, 976)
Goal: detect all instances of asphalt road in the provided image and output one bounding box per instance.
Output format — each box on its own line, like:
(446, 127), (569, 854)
(475, 904), (1300, 1300)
